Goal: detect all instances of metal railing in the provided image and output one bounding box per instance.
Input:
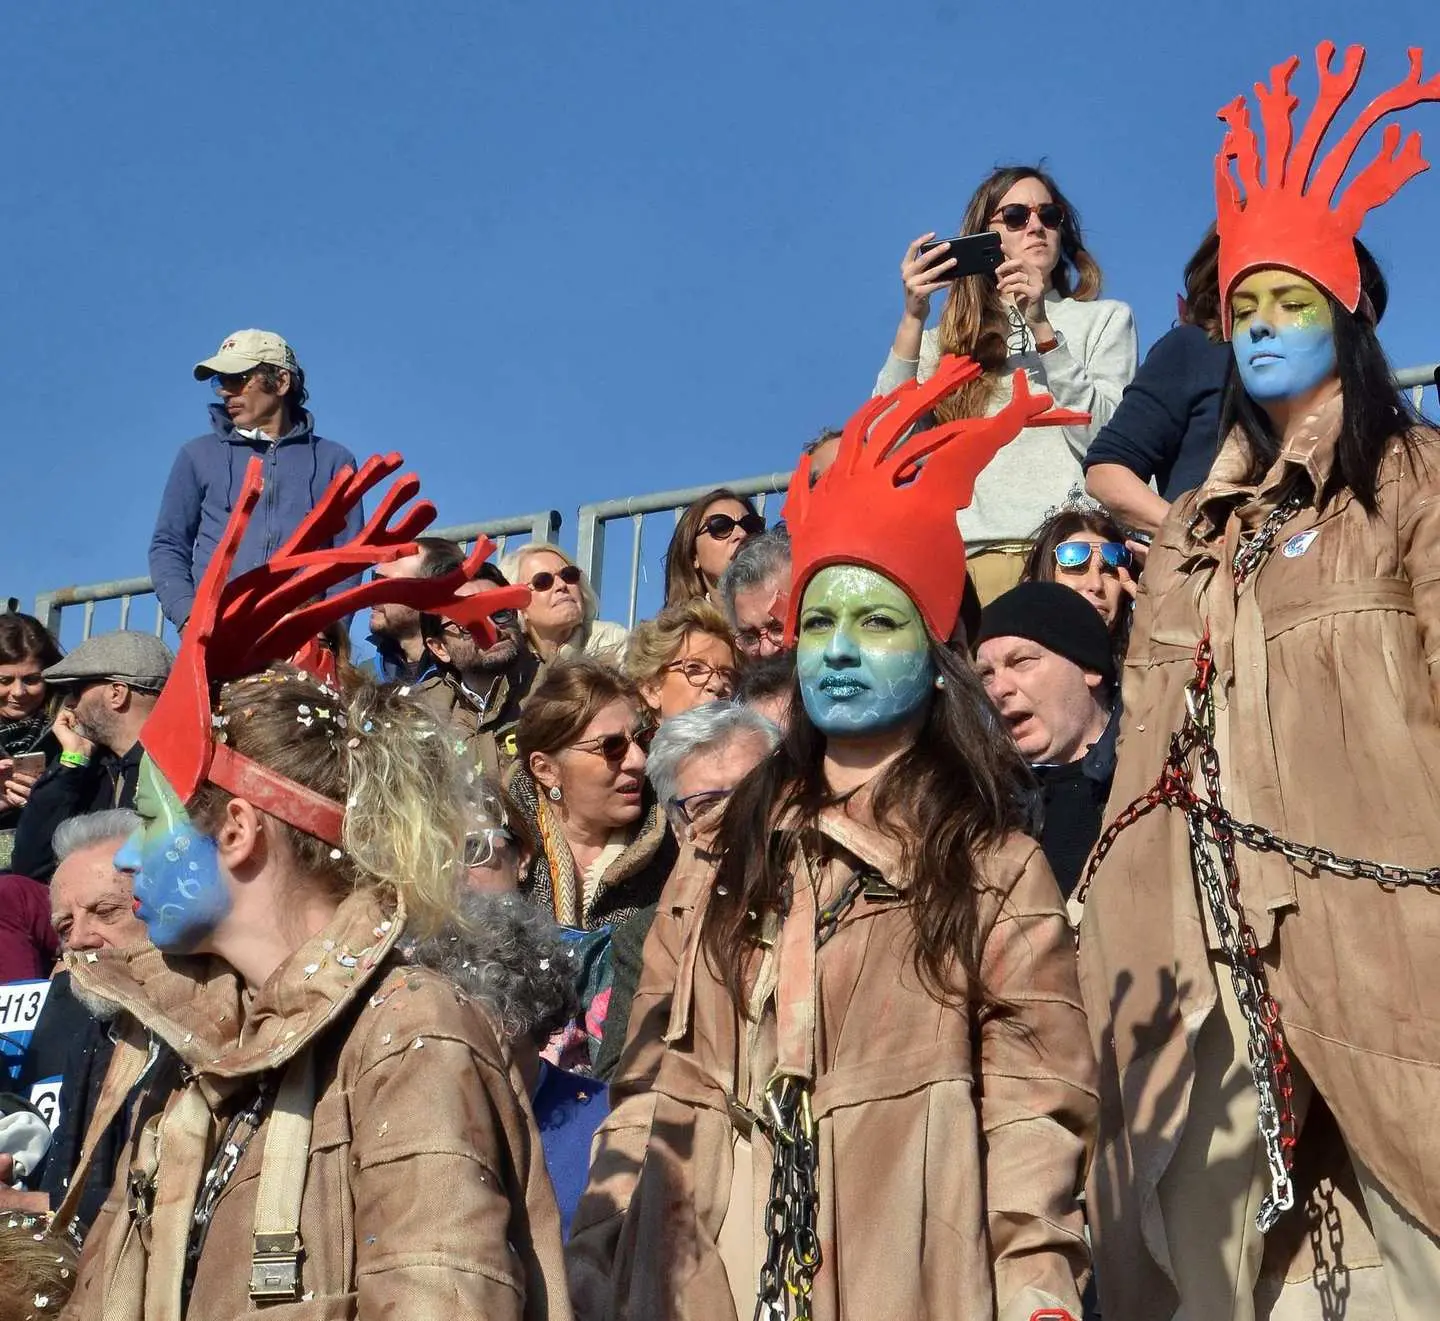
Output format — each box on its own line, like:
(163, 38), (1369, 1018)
(28, 361), (1440, 642)
(33, 509), (561, 646)
(576, 473), (792, 628)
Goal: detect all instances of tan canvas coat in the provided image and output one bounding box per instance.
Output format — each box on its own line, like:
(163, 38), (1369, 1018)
(568, 807), (1098, 1321)
(1077, 397), (1440, 1314)
(60, 889), (573, 1321)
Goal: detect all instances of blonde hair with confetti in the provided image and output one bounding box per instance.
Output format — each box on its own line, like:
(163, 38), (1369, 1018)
(188, 668), (469, 939)
(0, 1215), (80, 1321)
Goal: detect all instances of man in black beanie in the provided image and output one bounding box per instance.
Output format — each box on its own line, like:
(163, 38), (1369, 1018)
(973, 582), (1119, 899)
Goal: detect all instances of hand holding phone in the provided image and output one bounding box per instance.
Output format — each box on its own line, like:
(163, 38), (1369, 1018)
(915, 231), (1004, 282)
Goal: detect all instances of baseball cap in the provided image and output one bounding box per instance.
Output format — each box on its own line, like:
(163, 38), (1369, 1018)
(43, 631), (175, 693)
(193, 329), (298, 381)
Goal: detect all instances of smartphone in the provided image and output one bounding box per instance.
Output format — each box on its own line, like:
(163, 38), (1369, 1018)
(9, 752), (47, 778)
(916, 231), (1003, 281)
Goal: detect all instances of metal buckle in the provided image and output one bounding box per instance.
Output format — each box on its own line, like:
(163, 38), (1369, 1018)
(250, 1233), (304, 1302)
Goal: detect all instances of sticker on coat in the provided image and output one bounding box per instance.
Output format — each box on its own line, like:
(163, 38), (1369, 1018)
(1282, 530), (1319, 558)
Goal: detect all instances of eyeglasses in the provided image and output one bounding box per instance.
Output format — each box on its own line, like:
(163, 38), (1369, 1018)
(210, 369), (260, 395)
(990, 202), (1065, 232)
(463, 826), (513, 869)
(699, 512), (766, 542)
(664, 659), (738, 696)
(570, 725), (655, 763)
(528, 564), (582, 592)
(734, 619), (786, 653)
(1053, 540), (1132, 573)
(670, 788), (732, 828)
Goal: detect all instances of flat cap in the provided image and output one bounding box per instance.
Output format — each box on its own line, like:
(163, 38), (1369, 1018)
(43, 631), (175, 692)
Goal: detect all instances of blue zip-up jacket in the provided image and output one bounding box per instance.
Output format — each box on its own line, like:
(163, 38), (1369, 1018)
(148, 405), (363, 628)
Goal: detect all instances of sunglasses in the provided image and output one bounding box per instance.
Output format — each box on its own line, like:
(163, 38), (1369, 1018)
(990, 202), (1065, 232)
(1053, 540), (1132, 573)
(210, 369), (261, 394)
(463, 826), (513, 869)
(699, 512), (766, 541)
(529, 564), (582, 592)
(571, 725), (655, 763)
(664, 659), (738, 695)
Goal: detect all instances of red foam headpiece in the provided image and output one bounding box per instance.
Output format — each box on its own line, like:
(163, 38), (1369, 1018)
(1216, 42), (1440, 330)
(782, 356), (1088, 644)
(142, 453), (531, 845)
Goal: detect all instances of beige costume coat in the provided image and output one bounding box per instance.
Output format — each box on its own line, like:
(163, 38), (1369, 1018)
(568, 808), (1098, 1321)
(60, 890), (572, 1321)
(1077, 398), (1440, 1314)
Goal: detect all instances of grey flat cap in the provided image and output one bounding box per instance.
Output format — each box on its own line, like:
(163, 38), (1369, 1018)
(43, 631), (175, 691)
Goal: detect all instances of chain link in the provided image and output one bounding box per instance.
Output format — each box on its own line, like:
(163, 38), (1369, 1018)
(186, 1077), (274, 1292)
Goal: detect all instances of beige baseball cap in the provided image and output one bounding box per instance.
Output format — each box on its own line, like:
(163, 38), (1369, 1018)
(192, 329), (299, 381)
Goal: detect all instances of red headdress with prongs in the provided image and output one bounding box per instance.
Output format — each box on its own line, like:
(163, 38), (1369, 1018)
(141, 453), (531, 845)
(782, 356), (1089, 644)
(1216, 42), (1440, 330)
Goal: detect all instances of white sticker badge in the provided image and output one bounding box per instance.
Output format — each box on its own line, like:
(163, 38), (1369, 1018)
(1282, 530), (1319, 558)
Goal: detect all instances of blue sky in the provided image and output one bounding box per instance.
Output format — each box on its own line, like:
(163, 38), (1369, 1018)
(3, 1), (1436, 635)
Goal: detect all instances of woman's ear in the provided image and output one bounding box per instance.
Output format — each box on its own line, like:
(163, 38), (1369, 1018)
(529, 751), (560, 794)
(637, 679), (664, 714)
(215, 797), (267, 874)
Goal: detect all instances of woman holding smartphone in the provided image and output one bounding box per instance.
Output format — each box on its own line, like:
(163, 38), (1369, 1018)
(0, 612), (62, 865)
(879, 165), (1137, 603)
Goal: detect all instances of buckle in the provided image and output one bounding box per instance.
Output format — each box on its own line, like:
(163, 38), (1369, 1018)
(250, 1233), (304, 1302)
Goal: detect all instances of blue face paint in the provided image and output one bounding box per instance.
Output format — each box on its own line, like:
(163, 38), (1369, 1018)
(796, 565), (935, 737)
(1230, 271), (1337, 402)
(118, 755), (230, 953)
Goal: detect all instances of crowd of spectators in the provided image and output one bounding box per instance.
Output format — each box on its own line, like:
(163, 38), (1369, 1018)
(0, 152), (1433, 1317)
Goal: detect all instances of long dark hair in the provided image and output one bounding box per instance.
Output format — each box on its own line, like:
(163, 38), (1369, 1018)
(1021, 506), (1133, 658)
(664, 487), (761, 607)
(705, 641), (1031, 1014)
(935, 164), (1103, 425)
(1221, 288), (1410, 515)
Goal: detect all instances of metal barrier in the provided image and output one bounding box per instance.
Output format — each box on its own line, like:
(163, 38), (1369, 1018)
(27, 360), (1440, 641)
(575, 473), (792, 629)
(33, 510), (561, 646)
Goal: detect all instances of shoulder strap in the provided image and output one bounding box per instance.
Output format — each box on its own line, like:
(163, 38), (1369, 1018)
(248, 1051), (316, 1303)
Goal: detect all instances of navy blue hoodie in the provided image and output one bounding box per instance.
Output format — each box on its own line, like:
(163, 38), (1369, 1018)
(148, 404), (363, 627)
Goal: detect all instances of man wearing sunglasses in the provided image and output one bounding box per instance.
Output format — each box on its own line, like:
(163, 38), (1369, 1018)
(973, 582), (1119, 900)
(414, 563), (540, 779)
(148, 330), (362, 631)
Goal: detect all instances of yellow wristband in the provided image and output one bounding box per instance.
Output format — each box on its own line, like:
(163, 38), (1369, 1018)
(58, 751), (89, 769)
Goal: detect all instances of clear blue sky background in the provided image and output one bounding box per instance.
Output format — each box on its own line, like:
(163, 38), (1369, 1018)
(3, 0), (1436, 637)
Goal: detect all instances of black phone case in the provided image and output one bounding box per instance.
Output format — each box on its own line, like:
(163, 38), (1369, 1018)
(917, 232), (1003, 280)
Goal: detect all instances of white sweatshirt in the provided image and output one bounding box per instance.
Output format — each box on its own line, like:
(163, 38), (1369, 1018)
(875, 290), (1138, 551)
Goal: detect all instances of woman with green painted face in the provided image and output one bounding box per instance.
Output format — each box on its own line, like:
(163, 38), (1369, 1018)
(568, 356), (1098, 1321)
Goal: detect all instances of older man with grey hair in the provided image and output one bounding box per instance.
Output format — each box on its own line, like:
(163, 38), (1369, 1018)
(593, 702), (780, 1081)
(646, 700), (781, 839)
(716, 529), (792, 660)
(6, 810), (147, 1227)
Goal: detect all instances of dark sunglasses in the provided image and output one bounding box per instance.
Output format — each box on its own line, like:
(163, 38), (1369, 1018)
(699, 512), (765, 541)
(210, 369), (260, 394)
(1054, 540), (1132, 573)
(529, 564), (582, 592)
(990, 202), (1065, 232)
(571, 725), (655, 762)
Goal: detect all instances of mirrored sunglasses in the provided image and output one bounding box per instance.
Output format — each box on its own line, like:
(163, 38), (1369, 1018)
(1053, 540), (1132, 573)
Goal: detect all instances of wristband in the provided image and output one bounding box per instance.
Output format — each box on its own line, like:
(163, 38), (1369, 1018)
(59, 750), (90, 769)
(1034, 334), (1059, 354)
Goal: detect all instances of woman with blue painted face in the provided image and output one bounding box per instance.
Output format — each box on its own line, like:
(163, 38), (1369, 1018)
(569, 355), (1098, 1321)
(1076, 42), (1440, 1320)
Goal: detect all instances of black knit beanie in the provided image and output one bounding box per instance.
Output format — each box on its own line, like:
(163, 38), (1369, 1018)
(974, 581), (1116, 687)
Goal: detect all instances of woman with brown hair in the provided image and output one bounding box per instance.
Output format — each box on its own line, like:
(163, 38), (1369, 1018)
(569, 357), (1096, 1320)
(663, 488), (765, 607)
(508, 659), (678, 1068)
(57, 456), (573, 1320)
(1023, 505), (1137, 641)
(0, 612), (62, 863)
(880, 164), (1137, 602)
(622, 599), (739, 721)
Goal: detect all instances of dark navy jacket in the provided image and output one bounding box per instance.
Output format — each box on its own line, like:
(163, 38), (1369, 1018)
(148, 405), (362, 628)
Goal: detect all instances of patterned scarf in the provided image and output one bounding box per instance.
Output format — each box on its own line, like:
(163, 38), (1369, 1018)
(0, 712), (48, 759)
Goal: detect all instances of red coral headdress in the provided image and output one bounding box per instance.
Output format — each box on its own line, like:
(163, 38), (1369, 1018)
(141, 453), (531, 845)
(1216, 42), (1440, 329)
(782, 356), (1088, 643)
